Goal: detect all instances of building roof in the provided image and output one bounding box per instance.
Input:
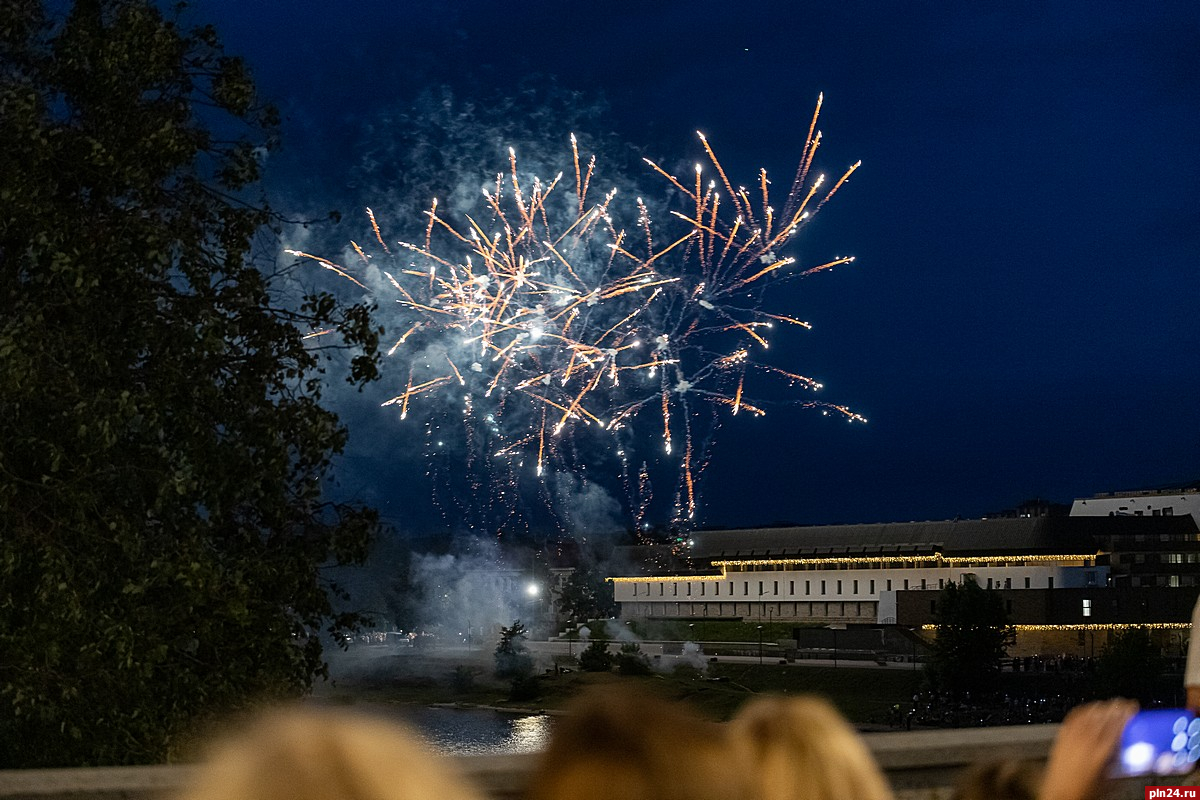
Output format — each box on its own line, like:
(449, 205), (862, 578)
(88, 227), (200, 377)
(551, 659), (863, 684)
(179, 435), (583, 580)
(689, 515), (1199, 561)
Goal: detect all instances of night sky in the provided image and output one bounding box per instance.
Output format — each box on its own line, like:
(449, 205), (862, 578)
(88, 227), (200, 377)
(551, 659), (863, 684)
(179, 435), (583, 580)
(204, 1), (1198, 536)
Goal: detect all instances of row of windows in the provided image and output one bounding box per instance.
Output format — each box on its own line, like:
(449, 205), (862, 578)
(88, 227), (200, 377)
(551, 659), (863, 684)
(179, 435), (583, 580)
(1113, 553), (1200, 565)
(1128, 575), (1197, 588)
(629, 574), (1058, 598)
(1123, 532), (1200, 541)
(627, 601), (877, 619)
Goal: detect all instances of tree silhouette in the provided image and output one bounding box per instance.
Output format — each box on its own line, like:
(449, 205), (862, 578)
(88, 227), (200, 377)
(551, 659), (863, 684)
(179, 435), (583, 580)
(927, 577), (1014, 695)
(0, 0), (380, 766)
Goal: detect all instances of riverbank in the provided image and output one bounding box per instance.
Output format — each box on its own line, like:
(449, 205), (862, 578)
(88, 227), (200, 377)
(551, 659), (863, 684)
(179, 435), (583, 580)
(317, 644), (924, 726)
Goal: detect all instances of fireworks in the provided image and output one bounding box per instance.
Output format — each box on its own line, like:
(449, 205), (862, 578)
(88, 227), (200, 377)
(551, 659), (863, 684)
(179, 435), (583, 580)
(291, 96), (864, 534)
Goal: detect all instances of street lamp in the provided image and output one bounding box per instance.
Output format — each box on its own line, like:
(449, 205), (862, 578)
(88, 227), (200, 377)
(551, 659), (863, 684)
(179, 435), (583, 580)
(826, 623), (846, 668)
(757, 624), (763, 665)
(525, 582), (541, 634)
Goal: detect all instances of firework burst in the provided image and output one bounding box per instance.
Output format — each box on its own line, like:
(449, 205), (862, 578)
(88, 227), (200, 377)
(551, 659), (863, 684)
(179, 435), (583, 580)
(291, 96), (864, 537)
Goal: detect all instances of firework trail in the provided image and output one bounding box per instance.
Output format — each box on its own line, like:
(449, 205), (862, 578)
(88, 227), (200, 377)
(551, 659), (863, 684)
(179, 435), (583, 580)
(292, 96), (863, 538)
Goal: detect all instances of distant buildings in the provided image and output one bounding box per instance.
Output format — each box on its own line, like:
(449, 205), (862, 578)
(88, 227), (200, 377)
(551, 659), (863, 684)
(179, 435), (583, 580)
(1071, 486), (1200, 526)
(608, 484), (1200, 656)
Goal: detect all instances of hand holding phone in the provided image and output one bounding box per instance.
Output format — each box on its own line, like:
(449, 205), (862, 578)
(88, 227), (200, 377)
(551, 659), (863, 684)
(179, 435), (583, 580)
(1114, 709), (1200, 777)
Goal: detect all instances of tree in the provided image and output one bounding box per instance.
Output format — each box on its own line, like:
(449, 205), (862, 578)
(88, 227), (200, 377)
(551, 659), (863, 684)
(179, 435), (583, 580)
(0, 0), (381, 766)
(493, 621), (533, 679)
(1097, 626), (1163, 703)
(578, 638), (614, 672)
(927, 578), (1014, 695)
(556, 562), (618, 624)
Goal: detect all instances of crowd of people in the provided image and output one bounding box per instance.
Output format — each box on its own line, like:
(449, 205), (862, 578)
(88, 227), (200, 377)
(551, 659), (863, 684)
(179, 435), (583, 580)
(173, 689), (1135, 800)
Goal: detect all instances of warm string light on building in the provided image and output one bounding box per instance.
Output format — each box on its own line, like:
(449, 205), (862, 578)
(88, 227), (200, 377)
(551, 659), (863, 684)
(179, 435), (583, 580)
(711, 553), (1101, 569)
(609, 552), (1102, 583)
(921, 623), (1191, 632)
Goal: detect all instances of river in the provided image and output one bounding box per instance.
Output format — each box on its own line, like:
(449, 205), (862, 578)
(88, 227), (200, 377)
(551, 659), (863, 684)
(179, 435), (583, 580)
(324, 703), (555, 756)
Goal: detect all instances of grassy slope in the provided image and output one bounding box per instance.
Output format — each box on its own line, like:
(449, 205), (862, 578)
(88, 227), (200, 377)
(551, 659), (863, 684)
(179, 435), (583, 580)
(318, 650), (922, 724)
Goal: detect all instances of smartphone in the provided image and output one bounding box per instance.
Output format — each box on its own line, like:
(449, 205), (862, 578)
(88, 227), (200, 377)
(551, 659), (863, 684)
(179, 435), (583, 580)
(1113, 709), (1200, 777)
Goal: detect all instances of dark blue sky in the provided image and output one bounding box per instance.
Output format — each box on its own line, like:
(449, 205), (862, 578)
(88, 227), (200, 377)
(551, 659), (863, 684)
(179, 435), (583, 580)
(205, 1), (1198, 533)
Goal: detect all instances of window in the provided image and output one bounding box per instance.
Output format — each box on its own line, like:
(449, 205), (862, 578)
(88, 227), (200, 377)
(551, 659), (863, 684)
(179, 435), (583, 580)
(700, 583), (705, 596)
(836, 580), (842, 594)
(773, 581), (779, 595)
(714, 583), (719, 596)
(886, 579), (892, 591)
(1164, 507), (1174, 516)
(789, 581), (795, 595)
(1048, 577), (1054, 589)
(687, 583), (692, 596)
(1167, 554), (1184, 564)
(870, 579), (875, 594)
(673, 584), (678, 596)
(743, 582), (748, 596)
(805, 580), (811, 595)
(821, 580), (827, 595)
(853, 580), (859, 594)
(1024, 577), (1030, 589)
(921, 579), (927, 590)
(1082, 598), (1092, 617)
(758, 581), (764, 596)
(986, 577), (992, 589)
(1004, 577), (1011, 589)
(939, 578), (945, 589)
(903, 579), (909, 590)
(1170, 575), (1181, 588)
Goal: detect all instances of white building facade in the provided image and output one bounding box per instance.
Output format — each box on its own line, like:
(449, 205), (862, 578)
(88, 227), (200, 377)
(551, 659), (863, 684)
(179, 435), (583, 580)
(1071, 488), (1200, 526)
(613, 552), (1104, 625)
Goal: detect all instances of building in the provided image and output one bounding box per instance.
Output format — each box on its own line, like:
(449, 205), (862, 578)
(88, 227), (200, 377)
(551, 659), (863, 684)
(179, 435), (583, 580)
(610, 516), (1200, 630)
(1071, 485), (1200, 527)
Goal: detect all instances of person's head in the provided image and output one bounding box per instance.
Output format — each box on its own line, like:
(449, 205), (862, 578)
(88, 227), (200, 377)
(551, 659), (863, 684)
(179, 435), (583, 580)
(528, 686), (750, 800)
(175, 706), (485, 800)
(952, 759), (1042, 800)
(729, 695), (894, 800)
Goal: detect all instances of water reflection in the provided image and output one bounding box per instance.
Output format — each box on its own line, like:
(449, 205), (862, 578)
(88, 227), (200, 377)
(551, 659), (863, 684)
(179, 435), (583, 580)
(375, 706), (555, 756)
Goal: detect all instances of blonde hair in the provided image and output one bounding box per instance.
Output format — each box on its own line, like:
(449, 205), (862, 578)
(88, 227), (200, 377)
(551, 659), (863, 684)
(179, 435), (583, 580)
(175, 706), (486, 800)
(528, 686), (751, 800)
(952, 759), (1042, 800)
(729, 695), (894, 800)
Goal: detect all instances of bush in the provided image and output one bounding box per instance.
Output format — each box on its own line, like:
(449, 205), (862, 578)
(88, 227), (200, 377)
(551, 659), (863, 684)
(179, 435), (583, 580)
(616, 642), (652, 675)
(579, 639), (614, 672)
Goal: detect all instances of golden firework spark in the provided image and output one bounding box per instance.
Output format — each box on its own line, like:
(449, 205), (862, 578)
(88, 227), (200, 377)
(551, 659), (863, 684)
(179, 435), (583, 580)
(294, 97), (864, 529)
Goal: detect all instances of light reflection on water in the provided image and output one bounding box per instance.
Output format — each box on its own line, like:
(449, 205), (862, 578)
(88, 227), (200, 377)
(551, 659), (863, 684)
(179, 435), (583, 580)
(368, 705), (555, 756)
